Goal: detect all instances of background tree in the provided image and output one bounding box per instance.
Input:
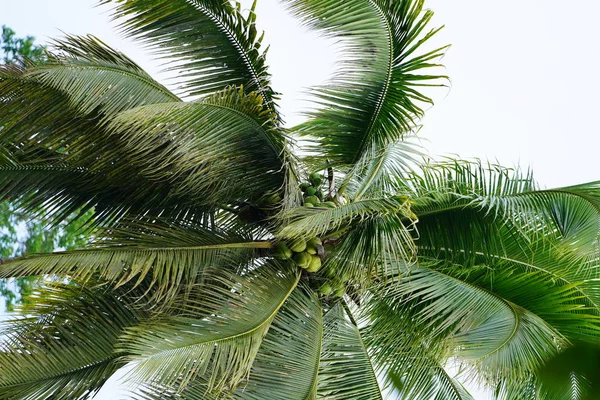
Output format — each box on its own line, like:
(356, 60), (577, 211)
(0, 1), (598, 399)
(0, 26), (90, 310)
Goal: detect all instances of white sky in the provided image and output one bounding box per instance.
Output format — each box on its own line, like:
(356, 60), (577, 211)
(3, 0), (600, 398)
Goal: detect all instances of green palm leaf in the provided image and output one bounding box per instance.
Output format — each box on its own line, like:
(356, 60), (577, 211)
(103, 0), (277, 111)
(233, 285), (322, 400)
(29, 34), (180, 116)
(105, 86), (295, 207)
(285, 0), (447, 167)
(0, 282), (144, 400)
(364, 297), (475, 400)
(119, 261), (300, 394)
(317, 303), (384, 400)
(0, 218), (265, 300)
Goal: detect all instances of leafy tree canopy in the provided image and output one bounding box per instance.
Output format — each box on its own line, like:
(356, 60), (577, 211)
(0, 26), (90, 310)
(0, 1), (598, 399)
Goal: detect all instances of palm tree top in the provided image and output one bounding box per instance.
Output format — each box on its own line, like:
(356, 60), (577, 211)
(0, 1), (598, 399)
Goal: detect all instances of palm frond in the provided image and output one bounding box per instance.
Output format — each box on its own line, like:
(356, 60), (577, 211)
(232, 284), (322, 400)
(374, 265), (523, 359)
(442, 263), (600, 344)
(285, 0), (447, 166)
(0, 61), (208, 228)
(118, 261), (300, 394)
(365, 264), (570, 394)
(0, 282), (144, 400)
(411, 160), (600, 259)
(0, 218), (265, 301)
(104, 86), (296, 207)
(103, 0), (278, 112)
(0, 162), (209, 234)
(316, 303), (384, 400)
(346, 138), (424, 200)
(324, 213), (416, 284)
(28, 34), (180, 116)
(278, 196), (410, 240)
(362, 298), (474, 400)
(129, 285), (324, 400)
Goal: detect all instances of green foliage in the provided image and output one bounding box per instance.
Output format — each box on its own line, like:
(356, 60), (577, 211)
(0, 26), (44, 64)
(0, 2), (598, 399)
(0, 27), (92, 310)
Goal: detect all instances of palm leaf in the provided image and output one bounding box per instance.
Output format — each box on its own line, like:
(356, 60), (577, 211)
(346, 138), (424, 200)
(104, 86), (294, 207)
(0, 218), (265, 300)
(316, 303), (384, 399)
(284, 0), (447, 167)
(278, 196), (411, 240)
(130, 285), (324, 400)
(363, 298), (475, 400)
(28, 34), (179, 116)
(411, 160), (600, 258)
(444, 263), (600, 344)
(103, 0), (278, 112)
(118, 260), (300, 394)
(0, 282), (144, 400)
(232, 284), (322, 400)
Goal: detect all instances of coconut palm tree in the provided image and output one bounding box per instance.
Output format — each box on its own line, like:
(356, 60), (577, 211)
(0, 0), (598, 399)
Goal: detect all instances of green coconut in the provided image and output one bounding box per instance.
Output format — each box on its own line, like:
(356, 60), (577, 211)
(292, 251), (311, 268)
(334, 285), (345, 297)
(304, 202), (315, 208)
(306, 255), (322, 272)
(319, 283), (333, 296)
(306, 237), (322, 255)
(307, 237), (322, 247)
(306, 186), (317, 196)
(309, 172), (323, 186)
(304, 195), (319, 205)
(322, 201), (336, 208)
(290, 240), (307, 253)
(261, 192), (281, 206)
(274, 242), (292, 260)
(315, 190), (324, 200)
(299, 183), (311, 192)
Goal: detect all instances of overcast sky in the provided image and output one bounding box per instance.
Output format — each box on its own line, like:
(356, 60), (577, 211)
(3, 1), (600, 398)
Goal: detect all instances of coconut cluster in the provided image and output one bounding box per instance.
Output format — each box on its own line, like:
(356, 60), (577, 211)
(300, 172), (336, 209)
(272, 172), (349, 298)
(273, 237), (323, 272)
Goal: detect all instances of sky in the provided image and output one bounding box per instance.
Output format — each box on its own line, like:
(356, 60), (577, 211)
(3, 0), (600, 398)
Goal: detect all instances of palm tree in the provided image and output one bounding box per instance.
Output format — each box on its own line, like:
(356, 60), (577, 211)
(0, 0), (598, 399)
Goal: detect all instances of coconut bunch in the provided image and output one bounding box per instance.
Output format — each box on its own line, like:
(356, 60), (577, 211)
(299, 172), (336, 208)
(271, 172), (351, 298)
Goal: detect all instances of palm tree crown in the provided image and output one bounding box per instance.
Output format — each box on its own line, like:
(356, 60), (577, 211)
(0, 1), (599, 399)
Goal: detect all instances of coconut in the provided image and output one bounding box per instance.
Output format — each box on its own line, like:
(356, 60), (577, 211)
(274, 242), (292, 260)
(322, 201), (336, 208)
(260, 192), (281, 206)
(307, 237), (323, 257)
(334, 285), (345, 297)
(306, 186), (317, 196)
(292, 251), (311, 268)
(309, 172), (323, 186)
(319, 283), (333, 296)
(299, 183), (311, 192)
(307, 237), (322, 247)
(304, 202), (315, 208)
(306, 255), (322, 272)
(304, 195), (319, 205)
(290, 240), (307, 253)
